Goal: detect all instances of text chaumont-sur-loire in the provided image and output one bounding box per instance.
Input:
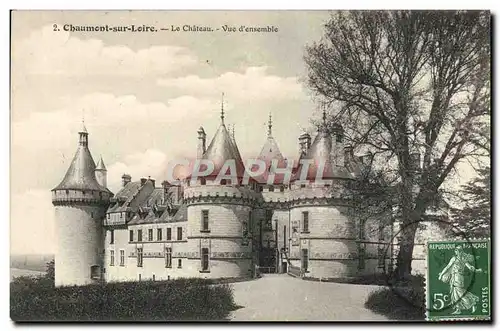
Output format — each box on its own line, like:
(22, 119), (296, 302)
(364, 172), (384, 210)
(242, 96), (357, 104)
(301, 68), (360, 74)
(58, 24), (279, 33)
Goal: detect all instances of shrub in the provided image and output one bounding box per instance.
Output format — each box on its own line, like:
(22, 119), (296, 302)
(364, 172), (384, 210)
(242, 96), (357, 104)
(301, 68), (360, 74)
(364, 277), (425, 321)
(11, 277), (236, 321)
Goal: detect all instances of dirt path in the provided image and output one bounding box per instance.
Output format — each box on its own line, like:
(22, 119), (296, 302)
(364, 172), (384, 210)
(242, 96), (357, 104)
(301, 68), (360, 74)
(230, 274), (389, 321)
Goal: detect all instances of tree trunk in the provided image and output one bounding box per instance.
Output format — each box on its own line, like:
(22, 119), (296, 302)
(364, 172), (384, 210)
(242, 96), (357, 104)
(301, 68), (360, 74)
(395, 221), (418, 280)
(394, 197), (430, 280)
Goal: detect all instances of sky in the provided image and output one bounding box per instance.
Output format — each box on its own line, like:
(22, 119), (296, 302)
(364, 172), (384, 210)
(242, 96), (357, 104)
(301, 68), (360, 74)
(10, 10), (332, 254)
(10, 10), (486, 255)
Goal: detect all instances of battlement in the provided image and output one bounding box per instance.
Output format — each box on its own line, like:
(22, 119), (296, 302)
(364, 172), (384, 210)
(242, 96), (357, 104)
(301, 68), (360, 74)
(183, 185), (257, 206)
(52, 189), (112, 206)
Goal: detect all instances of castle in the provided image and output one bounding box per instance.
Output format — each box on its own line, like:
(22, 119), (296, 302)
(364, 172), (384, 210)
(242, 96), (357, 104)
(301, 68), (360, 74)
(51, 105), (402, 287)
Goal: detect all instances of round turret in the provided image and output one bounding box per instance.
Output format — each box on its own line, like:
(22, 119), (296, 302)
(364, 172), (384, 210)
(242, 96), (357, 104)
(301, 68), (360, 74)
(51, 125), (113, 286)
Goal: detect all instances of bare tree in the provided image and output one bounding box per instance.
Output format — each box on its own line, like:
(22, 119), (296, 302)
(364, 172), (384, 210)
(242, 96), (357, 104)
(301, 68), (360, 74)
(305, 11), (490, 279)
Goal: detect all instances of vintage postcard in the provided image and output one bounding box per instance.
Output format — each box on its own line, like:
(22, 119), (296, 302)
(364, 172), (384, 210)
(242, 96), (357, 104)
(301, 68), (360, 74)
(10, 10), (491, 322)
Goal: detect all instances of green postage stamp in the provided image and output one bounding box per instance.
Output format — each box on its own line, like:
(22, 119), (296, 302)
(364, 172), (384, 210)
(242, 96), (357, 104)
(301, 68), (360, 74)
(426, 239), (491, 321)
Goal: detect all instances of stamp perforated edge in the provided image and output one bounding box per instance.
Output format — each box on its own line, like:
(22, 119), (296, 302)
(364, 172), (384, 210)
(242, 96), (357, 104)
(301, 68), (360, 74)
(424, 237), (491, 322)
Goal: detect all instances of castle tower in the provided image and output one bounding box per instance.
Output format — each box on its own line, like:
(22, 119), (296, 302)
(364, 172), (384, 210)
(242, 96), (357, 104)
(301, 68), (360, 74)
(184, 95), (253, 278)
(51, 123), (112, 287)
(95, 156), (107, 188)
(289, 114), (358, 279)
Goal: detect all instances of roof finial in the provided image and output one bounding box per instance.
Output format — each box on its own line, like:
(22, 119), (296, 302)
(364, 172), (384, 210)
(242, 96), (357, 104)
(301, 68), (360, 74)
(220, 92), (225, 125)
(267, 112), (273, 137)
(80, 109), (88, 133)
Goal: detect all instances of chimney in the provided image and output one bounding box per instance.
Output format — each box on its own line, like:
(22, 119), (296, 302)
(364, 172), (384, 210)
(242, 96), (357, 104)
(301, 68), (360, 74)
(299, 132), (311, 155)
(197, 127), (206, 158)
(121, 174), (131, 187)
(344, 145), (353, 167)
(332, 124), (344, 143)
(358, 152), (373, 166)
(410, 152), (421, 173)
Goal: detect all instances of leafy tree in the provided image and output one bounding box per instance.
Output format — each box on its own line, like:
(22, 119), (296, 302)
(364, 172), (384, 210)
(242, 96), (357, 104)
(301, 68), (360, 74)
(450, 167), (490, 237)
(305, 11), (490, 279)
(45, 259), (55, 281)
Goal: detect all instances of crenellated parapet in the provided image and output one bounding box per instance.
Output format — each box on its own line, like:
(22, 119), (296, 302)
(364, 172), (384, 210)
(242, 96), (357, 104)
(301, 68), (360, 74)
(52, 189), (112, 206)
(183, 185), (258, 206)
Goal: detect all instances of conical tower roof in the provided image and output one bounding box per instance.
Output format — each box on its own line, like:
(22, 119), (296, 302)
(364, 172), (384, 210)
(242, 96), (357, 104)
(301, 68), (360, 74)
(202, 123), (246, 178)
(258, 113), (284, 164)
(96, 156), (107, 171)
(293, 118), (352, 182)
(52, 128), (107, 192)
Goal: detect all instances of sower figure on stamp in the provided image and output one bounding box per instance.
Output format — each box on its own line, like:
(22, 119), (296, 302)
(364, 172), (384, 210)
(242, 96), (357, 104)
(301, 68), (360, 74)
(438, 246), (483, 315)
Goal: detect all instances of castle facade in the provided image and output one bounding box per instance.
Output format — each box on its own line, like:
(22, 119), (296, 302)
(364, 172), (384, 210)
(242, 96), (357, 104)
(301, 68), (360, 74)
(52, 109), (398, 287)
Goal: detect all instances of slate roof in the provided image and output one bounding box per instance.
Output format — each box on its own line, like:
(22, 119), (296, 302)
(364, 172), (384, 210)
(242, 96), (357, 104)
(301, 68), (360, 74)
(293, 131), (354, 181)
(53, 130), (110, 193)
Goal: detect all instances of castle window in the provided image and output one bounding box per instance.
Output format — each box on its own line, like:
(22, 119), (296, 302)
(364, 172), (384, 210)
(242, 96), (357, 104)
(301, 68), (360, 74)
(378, 223), (385, 242)
(201, 248), (209, 271)
(177, 259), (182, 268)
(148, 229), (153, 241)
(200, 178), (206, 185)
(110, 250), (115, 266)
(269, 186), (274, 192)
(82, 190), (86, 195)
(90, 265), (101, 280)
(266, 209), (273, 221)
(301, 249), (308, 272)
(242, 221), (249, 239)
(177, 227), (183, 240)
(248, 211), (252, 234)
(137, 248), (143, 267)
(119, 250), (125, 266)
(129, 230), (134, 242)
(109, 230), (114, 244)
(358, 243), (366, 270)
(167, 228), (172, 241)
(201, 210), (209, 232)
(378, 246), (385, 268)
(107, 214), (110, 220)
(280, 186), (284, 192)
(138, 229), (143, 242)
(65, 190), (69, 195)
(300, 184), (306, 188)
(91, 212), (94, 219)
(165, 247), (172, 268)
(157, 228), (163, 241)
(302, 211), (309, 233)
(358, 219), (366, 240)
(220, 179), (227, 185)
